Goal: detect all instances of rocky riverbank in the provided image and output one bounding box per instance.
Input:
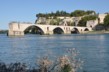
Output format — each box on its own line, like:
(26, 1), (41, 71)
(83, 30), (109, 34)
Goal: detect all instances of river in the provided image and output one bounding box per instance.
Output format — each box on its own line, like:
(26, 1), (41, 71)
(0, 34), (109, 72)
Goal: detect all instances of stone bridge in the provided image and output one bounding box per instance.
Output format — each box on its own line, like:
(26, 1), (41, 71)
(8, 22), (92, 36)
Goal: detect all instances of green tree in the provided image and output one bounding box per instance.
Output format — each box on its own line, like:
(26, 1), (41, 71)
(36, 10), (70, 18)
(61, 64), (71, 72)
(78, 15), (97, 27)
(56, 18), (62, 25)
(50, 19), (56, 25)
(70, 22), (75, 26)
(70, 10), (86, 17)
(36, 10), (96, 18)
(78, 19), (87, 27)
(36, 13), (46, 17)
(86, 10), (96, 15)
(67, 21), (75, 26)
(70, 10), (96, 17)
(104, 14), (109, 30)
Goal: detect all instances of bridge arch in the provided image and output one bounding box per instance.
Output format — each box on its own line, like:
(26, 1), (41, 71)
(53, 27), (64, 34)
(71, 28), (79, 34)
(84, 28), (89, 31)
(24, 25), (44, 35)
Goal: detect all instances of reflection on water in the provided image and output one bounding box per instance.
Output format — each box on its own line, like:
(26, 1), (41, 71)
(0, 34), (109, 72)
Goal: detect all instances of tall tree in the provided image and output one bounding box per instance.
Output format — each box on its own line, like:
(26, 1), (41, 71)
(78, 15), (97, 27)
(70, 10), (86, 17)
(86, 10), (96, 15)
(104, 14), (109, 30)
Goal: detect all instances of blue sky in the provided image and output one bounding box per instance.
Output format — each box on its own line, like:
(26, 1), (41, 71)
(0, 0), (109, 29)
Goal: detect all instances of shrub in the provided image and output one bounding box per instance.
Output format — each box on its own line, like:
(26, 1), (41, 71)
(36, 48), (83, 72)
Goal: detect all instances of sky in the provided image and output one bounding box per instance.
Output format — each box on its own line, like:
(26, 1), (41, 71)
(0, 0), (109, 29)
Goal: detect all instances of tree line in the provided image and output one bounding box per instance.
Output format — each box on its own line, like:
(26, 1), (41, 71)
(36, 10), (96, 18)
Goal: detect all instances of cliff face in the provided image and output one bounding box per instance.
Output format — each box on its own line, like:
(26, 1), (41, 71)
(35, 14), (107, 28)
(35, 16), (82, 26)
(35, 17), (47, 24)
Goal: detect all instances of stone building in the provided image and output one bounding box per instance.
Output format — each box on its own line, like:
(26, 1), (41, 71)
(86, 14), (107, 29)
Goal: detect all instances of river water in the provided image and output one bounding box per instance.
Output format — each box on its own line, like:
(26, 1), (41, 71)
(0, 34), (109, 72)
